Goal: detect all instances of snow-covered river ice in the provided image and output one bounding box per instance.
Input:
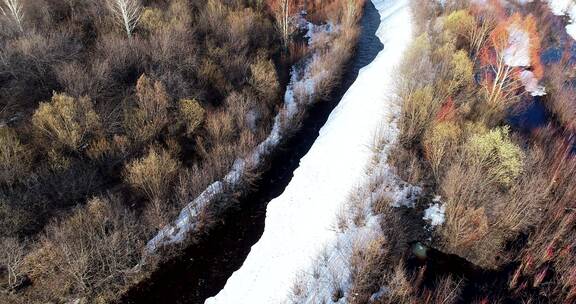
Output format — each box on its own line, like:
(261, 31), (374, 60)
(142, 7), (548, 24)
(206, 0), (413, 303)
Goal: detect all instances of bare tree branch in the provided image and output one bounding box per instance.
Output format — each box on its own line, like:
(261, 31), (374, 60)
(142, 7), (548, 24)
(106, 0), (142, 39)
(0, 238), (26, 292)
(1, 0), (24, 32)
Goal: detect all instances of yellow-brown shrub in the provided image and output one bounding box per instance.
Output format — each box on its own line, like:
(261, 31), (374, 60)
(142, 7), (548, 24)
(32, 93), (100, 151)
(179, 99), (205, 136)
(423, 120), (461, 179)
(399, 85), (441, 146)
(464, 126), (524, 187)
(125, 75), (169, 143)
(250, 55), (280, 106)
(140, 7), (165, 33)
(0, 127), (31, 185)
(124, 147), (179, 201)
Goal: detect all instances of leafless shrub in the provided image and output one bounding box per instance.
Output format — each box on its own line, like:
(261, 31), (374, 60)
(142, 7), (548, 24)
(0, 29), (83, 108)
(438, 159), (498, 268)
(268, 0), (294, 49)
(428, 276), (463, 304)
(55, 61), (111, 99)
(493, 147), (549, 235)
(23, 196), (145, 302)
(0, 198), (34, 238)
(348, 236), (389, 304)
(409, 0), (439, 33)
(381, 263), (415, 304)
(546, 64), (576, 132)
(387, 145), (426, 185)
(0, 127), (31, 185)
(0, 237), (26, 293)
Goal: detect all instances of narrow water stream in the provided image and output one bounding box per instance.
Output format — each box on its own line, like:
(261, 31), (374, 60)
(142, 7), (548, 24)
(120, 2), (384, 303)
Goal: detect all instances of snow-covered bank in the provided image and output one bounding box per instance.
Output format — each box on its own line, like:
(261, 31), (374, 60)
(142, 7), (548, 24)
(289, 135), (422, 303)
(206, 0), (413, 303)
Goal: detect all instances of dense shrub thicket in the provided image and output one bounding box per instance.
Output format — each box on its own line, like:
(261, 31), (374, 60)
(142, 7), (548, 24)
(0, 0), (362, 302)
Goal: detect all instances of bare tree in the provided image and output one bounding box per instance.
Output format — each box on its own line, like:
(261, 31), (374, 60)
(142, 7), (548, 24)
(279, 0), (289, 49)
(0, 238), (26, 292)
(1, 0), (24, 32)
(106, 0), (142, 39)
(270, 0), (295, 50)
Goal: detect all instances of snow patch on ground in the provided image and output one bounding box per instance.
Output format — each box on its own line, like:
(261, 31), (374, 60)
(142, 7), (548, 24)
(206, 0), (413, 303)
(520, 70), (546, 96)
(545, 0), (576, 40)
(423, 196), (446, 227)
